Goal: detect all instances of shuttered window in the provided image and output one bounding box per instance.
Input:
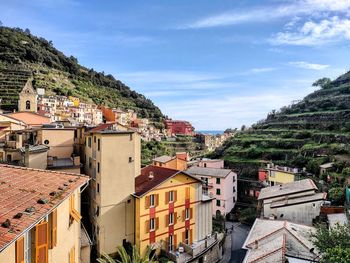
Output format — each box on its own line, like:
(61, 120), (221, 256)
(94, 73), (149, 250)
(69, 246), (75, 263)
(36, 221), (48, 263)
(16, 236), (24, 263)
(49, 209), (57, 249)
(69, 194), (81, 224)
(185, 187), (190, 199)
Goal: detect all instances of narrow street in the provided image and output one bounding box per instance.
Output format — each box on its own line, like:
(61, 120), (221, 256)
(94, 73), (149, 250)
(226, 222), (251, 263)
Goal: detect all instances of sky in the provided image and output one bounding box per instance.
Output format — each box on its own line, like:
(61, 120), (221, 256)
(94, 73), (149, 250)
(1, 0), (350, 130)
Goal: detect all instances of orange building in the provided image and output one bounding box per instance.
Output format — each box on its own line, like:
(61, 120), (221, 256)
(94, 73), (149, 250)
(133, 166), (212, 256)
(152, 155), (187, 171)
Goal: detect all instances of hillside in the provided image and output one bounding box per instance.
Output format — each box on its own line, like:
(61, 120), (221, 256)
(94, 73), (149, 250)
(0, 26), (163, 124)
(212, 72), (350, 177)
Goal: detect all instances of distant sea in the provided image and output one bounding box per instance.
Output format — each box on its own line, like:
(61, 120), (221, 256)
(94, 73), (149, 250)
(197, 130), (224, 135)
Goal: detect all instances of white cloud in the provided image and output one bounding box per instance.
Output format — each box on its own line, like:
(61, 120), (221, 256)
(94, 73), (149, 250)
(288, 61), (329, 70)
(180, 0), (350, 29)
(250, 67), (277, 74)
(271, 16), (350, 46)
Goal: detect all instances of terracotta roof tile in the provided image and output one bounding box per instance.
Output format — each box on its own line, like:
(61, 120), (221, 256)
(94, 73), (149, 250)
(0, 164), (89, 252)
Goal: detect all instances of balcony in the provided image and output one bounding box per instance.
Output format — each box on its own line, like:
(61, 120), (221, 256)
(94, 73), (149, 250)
(5, 141), (17, 149)
(163, 233), (222, 263)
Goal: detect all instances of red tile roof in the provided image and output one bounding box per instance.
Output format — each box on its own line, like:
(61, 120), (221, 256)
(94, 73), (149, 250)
(7, 112), (50, 126)
(0, 164), (89, 252)
(89, 122), (116, 133)
(134, 165), (201, 197)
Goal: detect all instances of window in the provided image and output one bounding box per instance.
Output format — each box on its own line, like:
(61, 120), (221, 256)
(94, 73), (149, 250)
(169, 191), (174, 203)
(26, 100), (30, 110)
(129, 134), (133, 141)
(169, 235), (173, 251)
(185, 208), (190, 220)
(129, 157), (133, 163)
(204, 163), (207, 167)
(97, 139), (100, 151)
(69, 194), (81, 225)
(233, 197), (236, 202)
(216, 189), (221, 195)
(94, 136), (96, 143)
(216, 178), (221, 184)
(216, 200), (221, 207)
(97, 162), (100, 173)
(88, 137), (91, 148)
(97, 183), (100, 193)
(233, 187), (236, 193)
(44, 140), (49, 145)
(49, 209), (57, 249)
(150, 194), (155, 207)
(89, 158), (92, 168)
(169, 213), (174, 225)
(185, 230), (189, 244)
(69, 246), (75, 263)
(150, 218), (155, 231)
(233, 176), (236, 182)
(96, 206), (100, 217)
(16, 235), (24, 263)
(35, 221), (48, 263)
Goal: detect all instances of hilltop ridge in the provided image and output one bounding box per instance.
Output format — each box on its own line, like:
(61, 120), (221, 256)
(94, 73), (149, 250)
(0, 26), (163, 124)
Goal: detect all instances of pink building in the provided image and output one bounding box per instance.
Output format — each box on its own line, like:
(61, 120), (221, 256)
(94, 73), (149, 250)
(186, 166), (237, 216)
(194, 158), (224, 169)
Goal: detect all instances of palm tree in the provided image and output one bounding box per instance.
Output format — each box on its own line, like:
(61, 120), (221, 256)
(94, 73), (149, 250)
(97, 245), (155, 263)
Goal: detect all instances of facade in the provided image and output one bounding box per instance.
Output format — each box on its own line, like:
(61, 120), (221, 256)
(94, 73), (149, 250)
(258, 179), (326, 226)
(242, 219), (318, 263)
(191, 158), (224, 169)
(259, 164), (301, 186)
(18, 78), (38, 112)
(84, 124), (141, 255)
(0, 164), (89, 263)
(164, 120), (194, 136)
(0, 113), (26, 140)
(134, 166), (213, 259)
(186, 166), (237, 216)
(152, 155), (188, 171)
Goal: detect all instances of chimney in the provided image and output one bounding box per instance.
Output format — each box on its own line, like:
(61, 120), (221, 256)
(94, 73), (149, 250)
(148, 171), (154, 180)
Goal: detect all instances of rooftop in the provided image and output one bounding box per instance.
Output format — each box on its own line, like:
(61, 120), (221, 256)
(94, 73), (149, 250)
(258, 179), (317, 200)
(243, 219), (317, 263)
(7, 112), (51, 126)
(152, 155), (174, 163)
(186, 166), (233, 178)
(0, 164), (89, 252)
(134, 166), (200, 197)
(19, 145), (49, 154)
(270, 192), (327, 208)
(87, 122), (132, 134)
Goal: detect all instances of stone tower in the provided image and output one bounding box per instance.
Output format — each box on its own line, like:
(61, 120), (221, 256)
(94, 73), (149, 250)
(18, 78), (37, 112)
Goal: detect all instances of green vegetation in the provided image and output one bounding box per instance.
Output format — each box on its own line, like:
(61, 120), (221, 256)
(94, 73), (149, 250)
(311, 223), (350, 263)
(211, 71), (350, 185)
(97, 245), (155, 263)
(141, 141), (169, 167)
(0, 26), (163, 121)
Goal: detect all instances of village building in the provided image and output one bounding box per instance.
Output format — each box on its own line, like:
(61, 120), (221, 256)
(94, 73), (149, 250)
(0, 113), (27, 141)
(134, 165), (218, 263)
(258, 163), (301, 186)
(242, 219), (318, 263)
(164, 120), (194, 136)
(258, 179), (326, 226)
(0, 164), (89, 263)
(189, 158), (224, 169)
(84, 123), (141, 255)
(7, 112), (51, 127)
(152, 154), (188, 171)
(186, 166), (237, 216)
(18, 78), (38, 113)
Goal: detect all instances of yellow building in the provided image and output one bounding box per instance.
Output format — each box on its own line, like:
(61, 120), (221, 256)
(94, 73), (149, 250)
(0, 164), (89, 263)
(134, 165), (212, 256)
(152, 155), (187, 171)
(18, 78), (38, 113)
(69, 96), (80, 107)
(264, 165), (300, 186)
(84, 123), (141, 255)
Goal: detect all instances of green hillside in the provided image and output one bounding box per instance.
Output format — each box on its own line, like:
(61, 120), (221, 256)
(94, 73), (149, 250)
(212, 72), (350, 178)
(0, 26), (163, 124)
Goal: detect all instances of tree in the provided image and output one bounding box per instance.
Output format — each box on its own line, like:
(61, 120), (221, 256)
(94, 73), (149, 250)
(97, 245), (155, 263)
(328, 187), (344, 205)
(312, 78), (332, 89)
(311, 223), (350, 263)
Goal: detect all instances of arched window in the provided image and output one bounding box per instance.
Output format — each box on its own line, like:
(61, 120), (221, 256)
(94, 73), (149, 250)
(26, 100), (31, 110)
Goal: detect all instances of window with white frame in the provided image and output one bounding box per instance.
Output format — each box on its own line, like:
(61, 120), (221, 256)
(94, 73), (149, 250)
(150, 194), (155, 207)
(169, 234), (173, 251)
(169, 191), (174, 203)
(185, 208), (190, 220)
(169, 213), (174, 225)
(150, 218), (155, 231)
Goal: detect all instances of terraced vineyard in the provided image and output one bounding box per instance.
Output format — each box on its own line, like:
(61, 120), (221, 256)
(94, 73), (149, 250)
(213, 72), (350, 177)
(0, 67), (32, 110)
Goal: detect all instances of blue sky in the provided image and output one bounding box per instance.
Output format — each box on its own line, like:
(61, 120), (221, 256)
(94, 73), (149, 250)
(2, 0), (350, 130)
